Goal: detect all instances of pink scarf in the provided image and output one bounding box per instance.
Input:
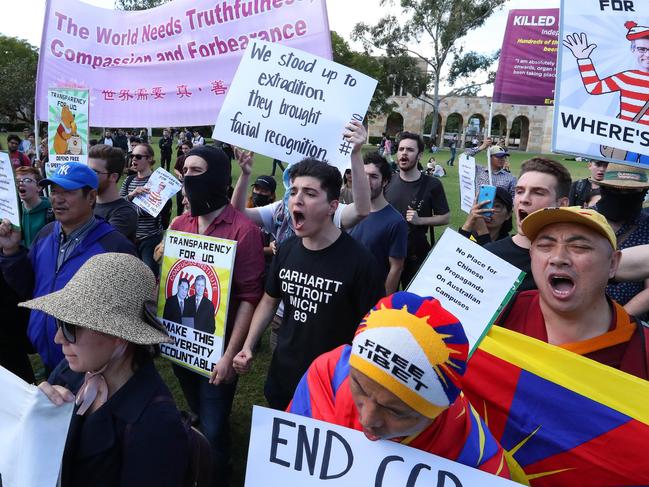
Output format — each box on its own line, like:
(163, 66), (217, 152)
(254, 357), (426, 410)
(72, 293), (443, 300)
(75, 343), (127, 416)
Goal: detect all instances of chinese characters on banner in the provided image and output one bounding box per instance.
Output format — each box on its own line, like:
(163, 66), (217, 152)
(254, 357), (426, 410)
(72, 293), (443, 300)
(553, 0), (649, 167)
(492, 9), (559, 106)
(36, 0), (332, 127)
(157, 230), (236, 377)
(46, 88), (89, 177)
(212, 40), (377, 171)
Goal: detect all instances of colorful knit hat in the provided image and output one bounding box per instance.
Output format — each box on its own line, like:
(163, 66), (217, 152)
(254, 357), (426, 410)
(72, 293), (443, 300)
(626, 21), (649, 41)
(349, 292), (469, 418)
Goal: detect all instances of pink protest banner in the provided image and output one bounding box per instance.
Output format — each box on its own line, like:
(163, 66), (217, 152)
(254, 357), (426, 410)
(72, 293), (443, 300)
(36, 0), (332, 128)
(492, 9), (559, 106)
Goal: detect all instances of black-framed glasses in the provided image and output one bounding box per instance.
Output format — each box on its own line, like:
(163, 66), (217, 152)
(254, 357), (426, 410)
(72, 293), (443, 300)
(56, 319), (77, 343)
(91, 169), (110, 175)
(131, 154), (149, 160)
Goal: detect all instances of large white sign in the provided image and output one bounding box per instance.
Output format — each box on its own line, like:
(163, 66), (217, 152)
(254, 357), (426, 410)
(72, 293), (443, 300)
(213, 40), (377, 170)
(408, 229), (524, 354)
(245, 406), (517, 486)
(0, 153), (20, 229)
(458, 154), (476, 214)
(0, 367), (73, 487)
(553, 0), (649, 167)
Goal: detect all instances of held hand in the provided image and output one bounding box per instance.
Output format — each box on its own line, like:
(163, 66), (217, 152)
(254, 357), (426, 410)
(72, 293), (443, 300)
(0, 219), (21, 255)
(38, 382), (75, 406)
(129, 187), (149, 199)
(343, 119), (367, 154)
(406, 207), (420, 225)
(232, 348), (254, 375)
(269, 240), (278, 255)
(234, 147), (254, 176)
(210, 356), (236, 385)
(563, 33), (597, 60)
(153, 241), (165, 263)
(479, 138), (493, 150)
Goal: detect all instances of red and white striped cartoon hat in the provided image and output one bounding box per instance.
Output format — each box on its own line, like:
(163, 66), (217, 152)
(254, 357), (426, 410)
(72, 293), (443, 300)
(625, 21), (649, 41)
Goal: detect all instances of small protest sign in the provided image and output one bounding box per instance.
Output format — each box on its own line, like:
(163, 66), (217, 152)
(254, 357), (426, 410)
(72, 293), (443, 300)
(157, 230), (236, 377)
(458, 154), (476, 214)
(0, 366), (73, 487)
(407, 229), (524, 354)
(493, 9), (559, 106)
(0, 154), (20, 229)
(245, 406), (518, 487)
(212, 40), (377, 171)
(47, 88), (89, 177)
(553, 0), (649, 167)
(132, 168), (181, 218)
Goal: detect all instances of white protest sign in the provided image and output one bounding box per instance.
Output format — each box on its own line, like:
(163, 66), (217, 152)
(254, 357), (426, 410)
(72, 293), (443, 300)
(157, 230), (236, 377)
(458, 154), (476, 214)
(0, 366), (74, 487)
(132, 168), (182, 217)
(553, 0), (649, 167)
(213, 40), (378, 171)
(0, 153), (20, 229)
(408, 229), (524, 354)
(245, 406), (518, 487)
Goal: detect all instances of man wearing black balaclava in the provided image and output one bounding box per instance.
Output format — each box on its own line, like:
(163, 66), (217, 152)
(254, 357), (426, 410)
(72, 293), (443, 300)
(169, 145), (265, 486)
(595, 163), (649, 320)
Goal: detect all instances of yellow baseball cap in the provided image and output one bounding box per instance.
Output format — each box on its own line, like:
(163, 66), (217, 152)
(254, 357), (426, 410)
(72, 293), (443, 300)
(521, 207), (617, 249)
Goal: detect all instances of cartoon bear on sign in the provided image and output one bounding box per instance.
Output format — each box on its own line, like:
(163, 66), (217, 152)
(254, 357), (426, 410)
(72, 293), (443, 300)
(53, 104), (78, 155)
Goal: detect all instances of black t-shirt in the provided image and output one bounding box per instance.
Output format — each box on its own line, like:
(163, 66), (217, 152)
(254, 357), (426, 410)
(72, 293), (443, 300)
(484, 236), (536, 291)
(265, 233), (385, 407)
(384, 174), (450, 251)
(94, 198), (138, 242)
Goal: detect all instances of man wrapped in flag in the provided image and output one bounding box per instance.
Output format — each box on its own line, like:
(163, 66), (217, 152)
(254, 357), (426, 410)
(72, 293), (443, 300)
(462, 206), (649, 485)
(288, 292), (511, 479)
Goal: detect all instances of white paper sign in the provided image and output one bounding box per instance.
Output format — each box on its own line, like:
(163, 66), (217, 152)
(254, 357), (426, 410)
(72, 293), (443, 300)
(0, 366), (74, 487)
(213, 40), (378, 171)
(132, 167), (182, 217)
(408, 229), (524, 354)
(458, 154), (476, 214)
(245, 406), (517, 487)
(0, 153), (20, 229)
(553, 0), (649, 167)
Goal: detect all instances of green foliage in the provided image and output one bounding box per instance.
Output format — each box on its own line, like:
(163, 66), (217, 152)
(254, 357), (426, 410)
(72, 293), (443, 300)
(114, 0), (170, 10)
(0, 36), (38, 125)
(353, 0), (506, 139)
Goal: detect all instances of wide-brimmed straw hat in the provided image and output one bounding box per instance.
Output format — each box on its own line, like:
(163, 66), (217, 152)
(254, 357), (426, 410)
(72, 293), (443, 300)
(594, 163), (649, 189)
(20, 253), (171, 345)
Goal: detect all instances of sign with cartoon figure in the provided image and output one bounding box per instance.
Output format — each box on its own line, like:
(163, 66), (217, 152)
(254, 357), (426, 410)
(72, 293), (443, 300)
(47, 88), (89, 177)
(157, 230), (236, 377)
(554, 0), (649, 167)
(132, 167), (182, 218)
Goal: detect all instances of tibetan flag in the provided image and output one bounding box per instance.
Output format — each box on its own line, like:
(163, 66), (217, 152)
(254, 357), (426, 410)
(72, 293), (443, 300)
(463, 326), (649, 486)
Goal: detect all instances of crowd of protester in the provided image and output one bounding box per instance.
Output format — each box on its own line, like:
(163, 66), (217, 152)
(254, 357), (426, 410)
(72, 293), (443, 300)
(1, 122), (649, 486)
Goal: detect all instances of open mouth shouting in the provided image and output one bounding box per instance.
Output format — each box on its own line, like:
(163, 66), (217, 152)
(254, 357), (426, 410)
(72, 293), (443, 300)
(291, 209), (306, 232)
(518, 209), (529, 223)
(548, 273), (575, 300)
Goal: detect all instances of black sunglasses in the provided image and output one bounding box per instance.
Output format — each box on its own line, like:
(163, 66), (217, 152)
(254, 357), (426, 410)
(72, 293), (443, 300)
(56, 319), (77, 343)
(131, 154), (149, 160)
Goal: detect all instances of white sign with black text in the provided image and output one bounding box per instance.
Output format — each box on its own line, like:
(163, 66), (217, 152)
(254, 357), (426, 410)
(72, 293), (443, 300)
(132, 167), (182, 218)
(245, 406), (518, 486)
(213, 40), (377, 171)
(0, 153), (20, 229)
(458, 154), (476, 214)
(408, 229), (524, 354)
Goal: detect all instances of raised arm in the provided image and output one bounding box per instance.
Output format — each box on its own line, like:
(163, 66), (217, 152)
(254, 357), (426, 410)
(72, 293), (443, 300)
(340, 120), (371, 229)
(231, 148), (264, 226)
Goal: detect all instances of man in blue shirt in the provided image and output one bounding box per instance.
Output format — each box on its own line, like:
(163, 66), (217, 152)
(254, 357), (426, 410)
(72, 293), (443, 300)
(349, 152), (408, 294)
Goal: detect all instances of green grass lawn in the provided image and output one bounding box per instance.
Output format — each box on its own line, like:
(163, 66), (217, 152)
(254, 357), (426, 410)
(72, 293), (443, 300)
(5, 132), (592, 485)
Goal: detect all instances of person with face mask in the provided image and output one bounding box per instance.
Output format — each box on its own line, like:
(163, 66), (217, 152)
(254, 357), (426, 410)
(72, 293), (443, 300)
(595, 163), (649, 320)
(29, 253), (189, 487)
(172, 145), (265, 486)
(246, 175), (277, 272)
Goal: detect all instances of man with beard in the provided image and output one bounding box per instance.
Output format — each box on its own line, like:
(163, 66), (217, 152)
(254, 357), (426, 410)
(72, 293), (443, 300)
(485, 158), (571, 291)
(477, 207), (649, 379)
(169, 145), (264, 486)
(233, 124), (384, 412)
(569, 159), (608, 208)
(348, 151), (408, 294)
(88, 144), (137, 242)
(384, 132), (450, 288)
(595, 164), (649, 320)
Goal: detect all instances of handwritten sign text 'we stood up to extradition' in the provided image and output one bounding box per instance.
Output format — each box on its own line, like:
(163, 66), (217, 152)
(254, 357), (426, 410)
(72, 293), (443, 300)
(213, 40), (377, 171)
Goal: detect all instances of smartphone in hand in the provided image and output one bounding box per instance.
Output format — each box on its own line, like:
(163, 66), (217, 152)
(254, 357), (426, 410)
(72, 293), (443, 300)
(477, 185), (497, 220)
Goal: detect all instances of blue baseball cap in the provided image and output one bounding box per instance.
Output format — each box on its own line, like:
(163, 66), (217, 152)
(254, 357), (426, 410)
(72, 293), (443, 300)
(40, 162), (98, 190)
